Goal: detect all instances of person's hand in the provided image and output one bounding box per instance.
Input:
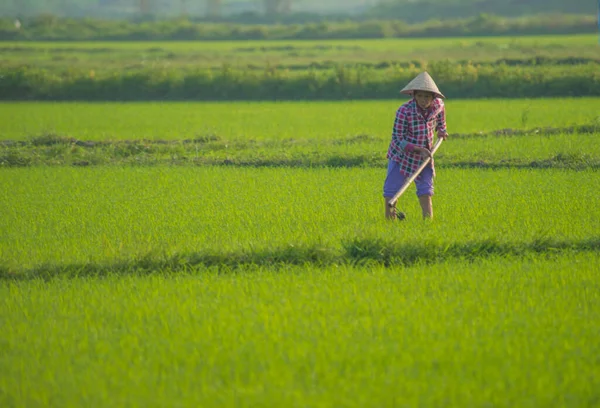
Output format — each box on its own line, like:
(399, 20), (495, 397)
(413, 146), (432, 159)
(439, 132), (449, 140)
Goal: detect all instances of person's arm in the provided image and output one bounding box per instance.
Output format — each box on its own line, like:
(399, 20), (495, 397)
(391, 107), (416, 153)
(436, 102), (448, 140)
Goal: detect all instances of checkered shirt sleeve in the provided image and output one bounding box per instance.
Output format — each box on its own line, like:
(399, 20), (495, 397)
(435, 102), (448, 136)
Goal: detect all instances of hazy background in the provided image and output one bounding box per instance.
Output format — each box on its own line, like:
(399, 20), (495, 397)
(1, 0), (596, 20)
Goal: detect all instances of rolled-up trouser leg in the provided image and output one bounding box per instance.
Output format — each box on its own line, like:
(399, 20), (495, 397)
(383, 160), (434, 219)
(383, 161), (434, 198)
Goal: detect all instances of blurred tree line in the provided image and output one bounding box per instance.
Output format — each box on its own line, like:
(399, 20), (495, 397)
(2, 0), (374, 18)
(369, 0), (595, 22)
(0, 13), (594, 41)
(1, 0), (595, 20)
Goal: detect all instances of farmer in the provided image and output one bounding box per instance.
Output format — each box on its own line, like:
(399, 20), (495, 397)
(383, 71), (448, 220)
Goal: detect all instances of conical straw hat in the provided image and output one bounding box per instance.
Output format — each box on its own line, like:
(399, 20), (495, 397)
(400, 71), (445, 99)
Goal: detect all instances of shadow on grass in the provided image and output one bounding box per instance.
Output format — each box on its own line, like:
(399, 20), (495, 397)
(2, 237), (598, 281)
(343, 236), (600, 266)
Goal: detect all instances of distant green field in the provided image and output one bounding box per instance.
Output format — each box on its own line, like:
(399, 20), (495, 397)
(5, 34), (596, 53)
(1, 34), (596, 70)
(2, 100), (599, 169)
(2, 99), (599, 141)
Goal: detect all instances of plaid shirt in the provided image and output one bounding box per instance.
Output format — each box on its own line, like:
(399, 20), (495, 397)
(386, 98), (447, 177)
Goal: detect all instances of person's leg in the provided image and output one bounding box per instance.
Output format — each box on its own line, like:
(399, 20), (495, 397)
(384, 196), (396, 220)
(415, 165), (435, 219)
(419, 195), (433, 219)
(383, 160), (406, 220)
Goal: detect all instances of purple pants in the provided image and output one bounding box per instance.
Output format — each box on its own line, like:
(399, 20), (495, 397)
(383, 160), (434, 198)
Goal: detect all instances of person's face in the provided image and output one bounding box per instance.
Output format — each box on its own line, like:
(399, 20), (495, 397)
(414, 91), (434, 109)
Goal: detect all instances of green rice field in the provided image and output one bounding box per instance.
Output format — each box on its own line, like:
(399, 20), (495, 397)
(1, 165), (598, 271)
(1, 96), (599, 406)
(2, 98), (600, 141)
(3, 34), (597, 101)
(2, 255), (599, 407)
(2, 34), (597, 70)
